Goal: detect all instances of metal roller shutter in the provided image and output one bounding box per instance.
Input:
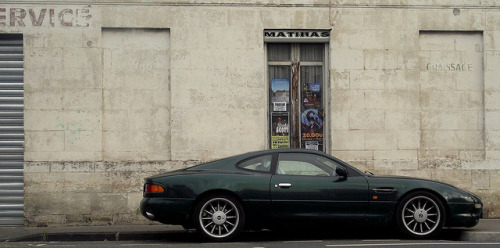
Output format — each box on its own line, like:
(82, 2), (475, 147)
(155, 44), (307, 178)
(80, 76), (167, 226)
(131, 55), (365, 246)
(0, 34), (24, 226)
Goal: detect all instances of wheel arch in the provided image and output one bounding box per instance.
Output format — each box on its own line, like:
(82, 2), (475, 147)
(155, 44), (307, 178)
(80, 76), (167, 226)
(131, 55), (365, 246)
(394, 188), (450, 226)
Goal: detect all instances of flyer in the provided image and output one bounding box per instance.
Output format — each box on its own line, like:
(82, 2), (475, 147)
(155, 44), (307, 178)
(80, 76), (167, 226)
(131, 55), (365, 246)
(301, 109), (324, 141)
(302, 82), (321, 108)
(271, 113), (290, 149)
(271, 78), (290, 111)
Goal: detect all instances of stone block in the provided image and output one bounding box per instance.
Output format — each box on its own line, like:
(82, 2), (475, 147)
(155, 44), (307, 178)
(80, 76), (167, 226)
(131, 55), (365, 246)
(24, 47), (63, 69)
(24, 172), (66, 194)
(468, 10), (486, 30)
(420, 90), (465, 110)
(363, 90), (400, 110)
(396, 130), (421, 150)
(485, 51), (500, 72)
(432, 169), (472, 189)
(331, 49), (364, 70)
(110, 171), (145, 193)
(52, 151), (103, 162)
(486, 131), (500, 150)
(62, 47), (102, 70)
(485, 70), (500, 91)
(51, 162), (98, 172)
(24, 162), (51, 173)
(485, 31), (500, 50)
(486, 150), (500, 160)
(486, 11), (500, 31)
(345, 160), (374, 173)
(490, 170), (500, 194)
(331, 130), (365, 151)
(472, 170), (491, 190)
(421, 110), (472, 130)
(485, 90), (500, 111)
(65, 130), (102, 153)
(62, 89), (102, 111)
(365, 131), (397, 150)
(363, 50), (400, 70)
(420, 71), (457, 91)
(331, 70), (350, 89)
(349, 109), (385, 130)
(385, 110), (420, 130)
(373, 160), (419, 171)
(486, 111), (500, 131)
(349, 70), (385, 90)
(127, 192), (143, 213)
(25, 131), (65, 153)
(63, 172), (110, 193)
(374, 150), (418, 160)
(332, 150), (373, 161)
(421, 130), (465, 150)
(331, 9), (363, 30)
(418, 9), (469, 30)
(25, 109), (101, 132)
(24, 90), (64, 110)
(363, 8), (405, 30)
(330, 110), (349, 130)
(90, 193), (127, 214)
(459, 150), (485, 160)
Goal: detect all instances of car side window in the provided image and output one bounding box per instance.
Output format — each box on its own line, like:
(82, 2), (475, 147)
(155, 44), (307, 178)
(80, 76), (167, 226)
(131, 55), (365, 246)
(238, 155), (273, 173)
(277, 153), (331, 176)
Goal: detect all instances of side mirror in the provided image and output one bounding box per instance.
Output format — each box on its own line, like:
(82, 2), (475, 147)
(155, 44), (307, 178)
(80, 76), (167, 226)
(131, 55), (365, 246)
(335, 166), (348, 178)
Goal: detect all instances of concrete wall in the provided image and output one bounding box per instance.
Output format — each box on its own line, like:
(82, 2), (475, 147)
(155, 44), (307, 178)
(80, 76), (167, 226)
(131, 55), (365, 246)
(0, 0), (499, 225)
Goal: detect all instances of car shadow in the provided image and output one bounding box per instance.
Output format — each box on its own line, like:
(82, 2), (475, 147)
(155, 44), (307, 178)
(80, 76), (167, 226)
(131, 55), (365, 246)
(144, 224), (465, 243)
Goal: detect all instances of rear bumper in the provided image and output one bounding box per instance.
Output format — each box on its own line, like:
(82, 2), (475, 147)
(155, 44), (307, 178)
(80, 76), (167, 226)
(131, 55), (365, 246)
(140, 197), (194, 225)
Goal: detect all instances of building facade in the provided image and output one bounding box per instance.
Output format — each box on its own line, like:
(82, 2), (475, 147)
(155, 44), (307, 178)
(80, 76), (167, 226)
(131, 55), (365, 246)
(0, 0), (499, 226)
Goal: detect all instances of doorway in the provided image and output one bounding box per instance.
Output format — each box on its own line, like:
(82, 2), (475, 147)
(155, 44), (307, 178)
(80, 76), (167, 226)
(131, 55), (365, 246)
(268, 43), (328, 151)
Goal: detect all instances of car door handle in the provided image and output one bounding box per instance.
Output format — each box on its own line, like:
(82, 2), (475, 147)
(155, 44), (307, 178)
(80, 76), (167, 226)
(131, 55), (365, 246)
(275, 183), (292, 188)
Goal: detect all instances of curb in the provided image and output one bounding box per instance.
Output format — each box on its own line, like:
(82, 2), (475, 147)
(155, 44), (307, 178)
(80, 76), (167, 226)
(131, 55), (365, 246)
(460, 231), (500, 242)
(2, 230), (190, 242)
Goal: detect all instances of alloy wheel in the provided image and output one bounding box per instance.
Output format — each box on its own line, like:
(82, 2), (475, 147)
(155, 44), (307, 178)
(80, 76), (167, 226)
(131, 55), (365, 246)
(401, 195), (441, 236)
(198, 197), (240, 239)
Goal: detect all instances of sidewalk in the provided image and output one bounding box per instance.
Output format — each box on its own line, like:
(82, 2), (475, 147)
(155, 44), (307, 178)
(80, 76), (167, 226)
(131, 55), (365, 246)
(0, 219), (499, 242)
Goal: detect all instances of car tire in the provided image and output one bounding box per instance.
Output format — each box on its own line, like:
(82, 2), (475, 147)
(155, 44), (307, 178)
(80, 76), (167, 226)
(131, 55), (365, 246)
(396, 191), (445, 239)
(194, 194), (245, 241)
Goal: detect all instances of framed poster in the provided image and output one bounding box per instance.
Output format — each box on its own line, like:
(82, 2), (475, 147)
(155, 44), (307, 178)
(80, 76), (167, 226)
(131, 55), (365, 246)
(303, 82), (322, 108)
(271, 113), (290, 149)
(271, 78), (290, 112)
(301, 109), (324, 151)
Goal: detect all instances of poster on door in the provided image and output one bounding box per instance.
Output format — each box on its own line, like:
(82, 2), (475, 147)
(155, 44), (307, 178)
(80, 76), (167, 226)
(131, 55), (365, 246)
(302, 82), (322, 108)
(271, 78), (290, 112)
(301, 109), (323, 150)
(271, 113), (290, 149)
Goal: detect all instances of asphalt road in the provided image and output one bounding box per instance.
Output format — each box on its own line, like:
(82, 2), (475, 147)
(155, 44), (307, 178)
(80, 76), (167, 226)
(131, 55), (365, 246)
(1, 227), (500, 248)
(2, 240), (500, 248)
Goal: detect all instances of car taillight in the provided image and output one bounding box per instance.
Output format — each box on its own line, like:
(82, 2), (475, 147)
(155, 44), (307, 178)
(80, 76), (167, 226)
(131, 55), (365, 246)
(144, 183), (165, 193)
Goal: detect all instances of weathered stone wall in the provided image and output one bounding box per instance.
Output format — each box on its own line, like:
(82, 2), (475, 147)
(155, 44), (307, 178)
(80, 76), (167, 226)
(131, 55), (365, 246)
(0, 0), (499, 225)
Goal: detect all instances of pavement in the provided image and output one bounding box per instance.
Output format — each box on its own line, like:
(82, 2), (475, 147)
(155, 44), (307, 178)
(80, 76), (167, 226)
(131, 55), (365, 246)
(0, 219), (499, 243)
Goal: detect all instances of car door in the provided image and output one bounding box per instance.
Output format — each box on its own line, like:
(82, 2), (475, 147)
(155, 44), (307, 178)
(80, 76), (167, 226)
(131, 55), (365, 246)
(270, 152), (369, 220)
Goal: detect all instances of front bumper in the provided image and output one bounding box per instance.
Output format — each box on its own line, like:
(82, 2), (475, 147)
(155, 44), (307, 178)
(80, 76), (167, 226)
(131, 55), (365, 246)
(447, 201), (483, 228)
(140, 197), (194, 225)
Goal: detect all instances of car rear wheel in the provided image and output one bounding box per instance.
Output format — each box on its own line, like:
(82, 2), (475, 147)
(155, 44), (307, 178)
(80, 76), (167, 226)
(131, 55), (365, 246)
(194, 194), (245, 241)
(396, 191), (445, 239)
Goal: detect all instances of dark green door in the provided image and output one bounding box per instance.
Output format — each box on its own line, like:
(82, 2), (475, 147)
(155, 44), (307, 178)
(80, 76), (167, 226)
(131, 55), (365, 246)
(270, 153), (369, 219)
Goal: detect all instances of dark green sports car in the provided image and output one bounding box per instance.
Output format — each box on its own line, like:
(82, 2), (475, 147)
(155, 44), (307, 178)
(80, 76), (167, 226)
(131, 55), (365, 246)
(140, 149), (482, 241)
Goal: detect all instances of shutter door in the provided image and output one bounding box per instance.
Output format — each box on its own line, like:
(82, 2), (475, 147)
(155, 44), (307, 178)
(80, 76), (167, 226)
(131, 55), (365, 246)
(0, 34), (24, 226)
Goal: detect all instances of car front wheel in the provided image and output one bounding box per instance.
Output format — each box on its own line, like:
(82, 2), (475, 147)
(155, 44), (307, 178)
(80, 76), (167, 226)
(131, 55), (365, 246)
(194, 194), (245, 241)
(396, 191), (445, 239)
